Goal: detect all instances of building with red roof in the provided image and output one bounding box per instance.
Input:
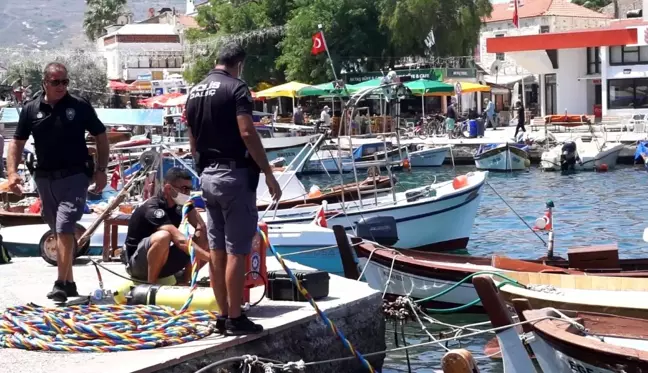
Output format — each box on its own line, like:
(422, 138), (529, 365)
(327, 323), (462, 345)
(485, 0), (648, 118)
(478, 0), (613, 117)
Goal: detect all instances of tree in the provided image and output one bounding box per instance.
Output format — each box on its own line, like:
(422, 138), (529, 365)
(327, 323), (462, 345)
(183, 0), (494, 86)
(184, 0), (293, 87)
(4, 52), (109, 106)
(571, 0), (612, 11)
(379, 0), (492, 60)
(277, 0), (388, 83)
(83, 0), (128, 42)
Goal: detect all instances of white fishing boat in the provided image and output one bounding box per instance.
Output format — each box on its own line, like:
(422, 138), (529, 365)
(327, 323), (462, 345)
(262, 134), (319, 164)
(264, 171), (488, 251)
(474, 143), (530, 171)
(1, 216), (343, 266)
(408, 145), (450, 167)
(540, 137), (624, 171)
(302, 146), (355, 173)
(302, 141), (406, 174)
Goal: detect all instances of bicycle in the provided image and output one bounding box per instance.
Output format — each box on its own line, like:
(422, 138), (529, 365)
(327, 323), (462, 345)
(448, 119), (470, 139)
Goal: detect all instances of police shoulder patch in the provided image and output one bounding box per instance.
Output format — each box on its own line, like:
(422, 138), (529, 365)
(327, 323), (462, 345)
(66, 108), (76, 120)
(245, 88), (253, 102)
(153, 209), (165, 219)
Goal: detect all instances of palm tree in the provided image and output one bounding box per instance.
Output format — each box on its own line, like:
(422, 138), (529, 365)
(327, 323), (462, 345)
(83, 0), (128, 42)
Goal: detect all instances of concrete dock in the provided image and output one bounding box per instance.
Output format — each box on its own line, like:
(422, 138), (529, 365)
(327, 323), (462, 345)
(0, 257), (385, 373)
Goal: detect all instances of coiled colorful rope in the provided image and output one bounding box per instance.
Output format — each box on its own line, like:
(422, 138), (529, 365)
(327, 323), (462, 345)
(258, 228), (376, 373)
(0, 304), (216, 352)
(0, 197), (217, 352)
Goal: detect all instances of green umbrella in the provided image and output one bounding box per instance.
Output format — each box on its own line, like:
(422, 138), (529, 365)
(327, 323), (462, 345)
(404, 79), (454, 95)
(346, 78), (384, 94)
(298, 82), (333, 97)
(404, 79), (454, 117)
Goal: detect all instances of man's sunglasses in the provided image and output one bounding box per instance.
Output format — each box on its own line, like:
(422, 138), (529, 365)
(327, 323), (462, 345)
(47, 79), (70, 87)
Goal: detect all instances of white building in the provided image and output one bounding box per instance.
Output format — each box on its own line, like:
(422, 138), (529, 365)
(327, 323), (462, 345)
(97, 23), (185, 85)
(478, 0), (611, 116)
(486, 1), (648, 118)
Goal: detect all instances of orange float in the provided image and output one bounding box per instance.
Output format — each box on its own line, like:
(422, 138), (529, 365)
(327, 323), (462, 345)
(452, 175), (468, 190)
(402, 158), (411, 171)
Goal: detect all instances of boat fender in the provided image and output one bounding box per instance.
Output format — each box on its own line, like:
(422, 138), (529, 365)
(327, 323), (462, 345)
(402, 158), (411, 171)
(355, 216), (399, 246)
(28, 199), (42, 214)
(452, 175), (468, 190)
(308, 185), (322, 197)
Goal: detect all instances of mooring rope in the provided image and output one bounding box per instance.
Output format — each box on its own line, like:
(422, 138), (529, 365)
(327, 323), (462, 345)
(258, 228), (376, 373)
(0, 197), (218, 352)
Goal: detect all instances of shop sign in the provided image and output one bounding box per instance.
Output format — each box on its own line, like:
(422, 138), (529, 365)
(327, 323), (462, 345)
(136, 72), (152, 81)
(345, 68), (445, 83)
(446, 68), (476, 79)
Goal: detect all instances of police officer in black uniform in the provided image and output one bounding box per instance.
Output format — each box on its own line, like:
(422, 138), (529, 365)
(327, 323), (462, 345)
(123, 167), (210, 284)
(185, 42), (281, 335)
(7, 62), (110, 302)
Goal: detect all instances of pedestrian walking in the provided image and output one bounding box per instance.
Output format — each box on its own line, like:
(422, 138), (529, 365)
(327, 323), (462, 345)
(7, 62), (109, 302)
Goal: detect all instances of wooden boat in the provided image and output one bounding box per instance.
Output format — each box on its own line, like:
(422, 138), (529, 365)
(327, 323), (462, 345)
(493, 270), (648, 320)
(473, 275), (648, 372)
(473, 143), (530, 171)
(354, 242), (648, 312)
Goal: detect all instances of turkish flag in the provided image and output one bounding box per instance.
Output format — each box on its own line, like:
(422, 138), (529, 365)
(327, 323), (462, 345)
(311, 31), (326, 55)
(110, 165), (121, 190)
(512, 0), (519, 28)
(311, 202), (328, 228)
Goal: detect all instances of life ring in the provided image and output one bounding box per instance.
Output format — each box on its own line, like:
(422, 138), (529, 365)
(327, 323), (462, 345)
(113, 138), (152, 149)
(39, 223), (91, 266)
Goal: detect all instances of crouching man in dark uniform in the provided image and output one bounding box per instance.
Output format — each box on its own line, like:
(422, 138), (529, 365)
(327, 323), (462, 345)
(123, 167), (211, 283)
(7, 62), (110, 302)
(185, 42), (282, 335)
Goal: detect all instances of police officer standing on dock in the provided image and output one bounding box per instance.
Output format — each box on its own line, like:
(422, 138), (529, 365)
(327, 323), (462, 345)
(7, 62), (110, 302)
(185, 42), (281, 335)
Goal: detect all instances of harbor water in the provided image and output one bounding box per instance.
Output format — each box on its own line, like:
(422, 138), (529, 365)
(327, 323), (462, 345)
(300, 164), (648, 372)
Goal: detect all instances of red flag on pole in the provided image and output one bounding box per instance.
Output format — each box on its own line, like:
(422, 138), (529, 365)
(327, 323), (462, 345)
(110, 165), (121, 190)
(512, 0), (519, 28)
(311, 31), (326, 55)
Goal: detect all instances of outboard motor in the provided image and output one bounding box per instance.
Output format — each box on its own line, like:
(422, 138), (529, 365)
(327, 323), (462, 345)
(354, 216), (399, 246)
(560, 141), (578, 171)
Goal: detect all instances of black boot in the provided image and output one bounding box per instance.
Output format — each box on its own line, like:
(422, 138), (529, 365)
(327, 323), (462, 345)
(47, 280), (67, 302)
(215, 315), (227, 334)
(64, 281), (79, 297)
(224, 315), (263, 336)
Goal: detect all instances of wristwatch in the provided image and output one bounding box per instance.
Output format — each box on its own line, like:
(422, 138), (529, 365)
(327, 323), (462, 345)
(97, 167), (106, 172)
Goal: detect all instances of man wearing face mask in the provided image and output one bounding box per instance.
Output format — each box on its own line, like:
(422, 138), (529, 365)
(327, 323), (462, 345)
(123, 167), (211, 284)
(185, 42), (281, 335)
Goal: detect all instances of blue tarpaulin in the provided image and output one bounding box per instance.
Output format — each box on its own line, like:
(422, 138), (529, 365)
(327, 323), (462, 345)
(0, 108), (20, 123)
(0, 108), (164, 126)
(96, 109), (164, 126)
(635, 141), (648, 162)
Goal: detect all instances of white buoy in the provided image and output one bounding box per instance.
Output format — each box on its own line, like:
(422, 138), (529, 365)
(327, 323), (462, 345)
(535, 216), (549, 230)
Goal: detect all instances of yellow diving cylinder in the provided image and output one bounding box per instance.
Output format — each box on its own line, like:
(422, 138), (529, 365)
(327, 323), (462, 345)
(113, 275), (177, 305)
(125, 284), (221, 312)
